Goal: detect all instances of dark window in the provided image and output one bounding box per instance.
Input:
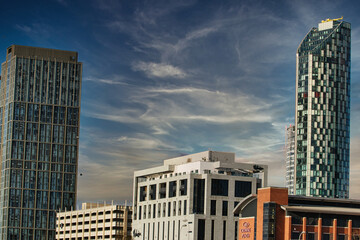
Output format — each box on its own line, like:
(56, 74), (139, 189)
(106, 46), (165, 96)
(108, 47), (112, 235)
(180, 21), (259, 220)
(211, 220), (215, 240)
(169, 181), (177, 198)
(180, 179), (187, 196)
(235, 181), (252, 197)
(234, 201), (239, 217)
(167, 221), (170, 239)
(263, 202), (276, 240)
(211, 179), (228, 196)
(197, 219), (205, 240)
(222, 201), (228, 216)
(150, 184), (156, 200)
(193, 179), (205, 214)
(168, 202), (171, 217)
(322, 234), (330, 240)
(153, 204), (156, 219)
(307, 233), (315, 240)
(223, 221), (226, 240)
(234, 221), (238, 240)
(159, 183), (166, 199)
(184, 200), (187, 215)
(173, 220), (175, 240)
(140, 186), (147, 201)
(210, 200), (216, 215)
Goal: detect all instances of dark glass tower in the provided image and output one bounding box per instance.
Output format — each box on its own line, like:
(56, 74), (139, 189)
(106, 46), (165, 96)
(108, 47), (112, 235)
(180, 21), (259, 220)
(0, 45), (82, 239)
(295, 19), (351, 198)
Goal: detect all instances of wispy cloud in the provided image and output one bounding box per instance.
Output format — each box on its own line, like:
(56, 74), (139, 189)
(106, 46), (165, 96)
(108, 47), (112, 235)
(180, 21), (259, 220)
(132, 61), (187, 78)
(15, 23), (53, 42)
(84, 75), (130, 85)
(117, 135), (177, 150)
(68, 0), (360, 202)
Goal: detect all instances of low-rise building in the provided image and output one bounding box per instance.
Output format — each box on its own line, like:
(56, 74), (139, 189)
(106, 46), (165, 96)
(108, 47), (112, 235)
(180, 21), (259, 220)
(132, 150), (268, 240)
(56, 203), (132, 240)
(234, 187), (360, 240)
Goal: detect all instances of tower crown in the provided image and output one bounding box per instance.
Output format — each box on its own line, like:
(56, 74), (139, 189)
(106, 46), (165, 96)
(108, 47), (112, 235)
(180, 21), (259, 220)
(321, 16), (343, 23)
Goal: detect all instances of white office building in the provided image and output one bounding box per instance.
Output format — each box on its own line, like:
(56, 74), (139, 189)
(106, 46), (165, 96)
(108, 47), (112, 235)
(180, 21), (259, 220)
(132, 151), (268, 240)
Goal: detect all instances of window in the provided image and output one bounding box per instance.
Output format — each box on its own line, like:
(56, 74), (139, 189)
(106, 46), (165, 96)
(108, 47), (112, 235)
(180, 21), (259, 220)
(222, 201), (228, 216)
(150, 184), (156, 200)
(168, 202), (171, 217)
(263, 202), (276, 240)
(193, 179), (205, 214)
(184, 200), (187, 215)
(159, 183), (166, 199)
(143, 205), (146, 219)
(173, 201), (176, 216)
(153, 204), (156, 219)
(234, 221), (238, 240)
(169, 181), (177, 198)
(234, 202), (239, 217)
(211, 179), (228, 196)
(223, 221), (226, 240)
(235, 181), (252, 197)
(139, 186), (147, 201)
(180, 179), (187, 196)
(211, 220), (215, 240)
(197, 219), (205, 240)
(210, 200), (216, 215)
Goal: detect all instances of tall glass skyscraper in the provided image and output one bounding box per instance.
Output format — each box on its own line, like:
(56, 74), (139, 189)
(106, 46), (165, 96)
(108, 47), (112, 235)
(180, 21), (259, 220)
(0, 45), (82, 239)
(295, 19), (351, 198)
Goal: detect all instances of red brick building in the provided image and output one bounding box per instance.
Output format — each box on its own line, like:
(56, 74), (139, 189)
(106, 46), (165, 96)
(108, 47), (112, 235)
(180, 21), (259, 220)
(234, 187), (360, 240)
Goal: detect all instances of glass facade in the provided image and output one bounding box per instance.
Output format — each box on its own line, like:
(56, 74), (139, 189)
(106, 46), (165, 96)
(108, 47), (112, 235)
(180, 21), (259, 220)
(295, 20), (351, 198)
(0, 45), (82, 239)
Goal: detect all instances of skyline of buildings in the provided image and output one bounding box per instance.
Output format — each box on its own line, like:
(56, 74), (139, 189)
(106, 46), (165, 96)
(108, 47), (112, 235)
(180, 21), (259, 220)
(132, 150), (268, 240)
(294, 19), (351, 198)
(0, 16), (355, 240)
(0, 45), (82, 239)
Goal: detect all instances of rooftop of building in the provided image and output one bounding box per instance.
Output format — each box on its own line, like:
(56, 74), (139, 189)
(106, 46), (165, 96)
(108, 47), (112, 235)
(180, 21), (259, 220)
(134, 150), (268, 179)
(6, 44), (79, 62)
(57, 203), (132, 216)
(288, 194), (360, 208)
(234, 187), (360, 216)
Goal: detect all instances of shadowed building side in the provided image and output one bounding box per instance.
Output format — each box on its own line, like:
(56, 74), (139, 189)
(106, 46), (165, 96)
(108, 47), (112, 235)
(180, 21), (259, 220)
(0, 45), (82, 239)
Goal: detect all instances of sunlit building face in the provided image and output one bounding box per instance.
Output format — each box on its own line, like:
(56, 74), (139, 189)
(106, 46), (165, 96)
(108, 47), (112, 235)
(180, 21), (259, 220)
(0, 45), (82, 239)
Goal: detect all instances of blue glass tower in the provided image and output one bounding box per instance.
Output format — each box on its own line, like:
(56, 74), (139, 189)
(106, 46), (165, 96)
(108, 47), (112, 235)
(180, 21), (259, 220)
(295, 19), (351, 198)
(0, 45), (82, 239)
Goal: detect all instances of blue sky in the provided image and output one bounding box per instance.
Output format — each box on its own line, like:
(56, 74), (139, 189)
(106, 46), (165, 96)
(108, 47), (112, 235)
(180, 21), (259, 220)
(1, 0), (360, 204)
